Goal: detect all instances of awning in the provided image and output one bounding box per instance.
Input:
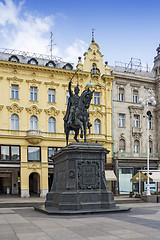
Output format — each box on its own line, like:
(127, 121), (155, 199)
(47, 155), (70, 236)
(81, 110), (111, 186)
(148, 172), (160, 182)
(130, 171), (160, 182)
(105, 170), (117, 181)
(130, 172), (152, 182)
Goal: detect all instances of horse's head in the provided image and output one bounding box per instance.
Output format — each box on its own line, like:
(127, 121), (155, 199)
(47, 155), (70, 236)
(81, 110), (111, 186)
(79, 88), (93, 109)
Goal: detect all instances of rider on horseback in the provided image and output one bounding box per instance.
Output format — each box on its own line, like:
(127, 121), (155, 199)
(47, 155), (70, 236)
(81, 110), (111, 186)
(67, 80), (80, 125)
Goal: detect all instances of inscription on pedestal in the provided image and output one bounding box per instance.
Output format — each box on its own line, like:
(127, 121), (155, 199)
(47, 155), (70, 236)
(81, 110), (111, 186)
(82, 165), (96, 185)
(78, 160), (100, 189)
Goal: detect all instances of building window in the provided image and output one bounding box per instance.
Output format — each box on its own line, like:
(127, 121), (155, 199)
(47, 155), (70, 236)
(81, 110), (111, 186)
(119, 114), (125, 127)
(1, 146), (9, 160)
(48, 89), (55, 103)
(28, 146), (41, 162)
(11, 114), (19, 130)
(9, 55), (19, 62)
(63, 63), (73, 70)
(11, 85), (19, 99)
(30, 115), (38, 130)
(30, 87), (37, 101)
(94, 92), (100, 105)
(133, 90), (138, 103)
(48, 147), (62, 163)
(11, 146), (20, 160)
(92, 64), (96, 74)
(148, 117), (152, 130)
(0, 145), (20, 161)
(119, 139), (125, 152)
(149, 141), (153, 153)
(133, 115), (139, 128)
(66, 91), (69, 104)
(48, 147), (56, 163)
(48, 117), (56, 133)
(119, 88), (124, 101)
(134, 140), (139, 153)
(28, 58), (38, 65)
(94, 119), (101, 134)
(46, 61), (56, 67)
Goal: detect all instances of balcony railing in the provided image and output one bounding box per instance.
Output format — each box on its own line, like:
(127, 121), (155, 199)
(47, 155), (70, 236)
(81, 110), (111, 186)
(132, 127), (142, 135)
(114, 151), (159, 159)
(26, 130), (43, 144)
(27, 130), (42, 136)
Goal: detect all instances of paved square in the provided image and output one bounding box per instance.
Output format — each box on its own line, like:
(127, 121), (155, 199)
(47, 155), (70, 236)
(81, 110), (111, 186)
(0, 203), (160, 239)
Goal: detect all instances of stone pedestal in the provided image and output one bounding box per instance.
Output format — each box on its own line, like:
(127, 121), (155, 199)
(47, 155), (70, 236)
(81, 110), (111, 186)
(35, 143), (130, 214)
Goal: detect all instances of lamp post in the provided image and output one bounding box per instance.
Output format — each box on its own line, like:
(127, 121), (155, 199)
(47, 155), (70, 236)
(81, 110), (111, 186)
(139, 88), (156, 196)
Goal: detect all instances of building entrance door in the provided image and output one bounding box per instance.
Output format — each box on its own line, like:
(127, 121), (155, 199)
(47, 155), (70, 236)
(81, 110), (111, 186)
(0, 173), (11, 194)
(29, 172), (40, 197)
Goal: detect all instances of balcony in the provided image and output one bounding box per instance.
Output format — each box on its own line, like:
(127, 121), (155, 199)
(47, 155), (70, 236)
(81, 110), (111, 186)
(132, 127), (142, 136)
(114, 151), (159, 160)
(26, 130), (43, 144)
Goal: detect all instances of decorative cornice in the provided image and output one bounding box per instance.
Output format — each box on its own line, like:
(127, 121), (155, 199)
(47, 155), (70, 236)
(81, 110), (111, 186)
(0, 105), (4, 111)
(101, 75), (114, 82)
(7, 76), (23, 82)
(26, 105), (42, 115)
(89, 109), (105, 118)
(128, 105), (143, 114)
(44, 107), (60, 116)
(116, 80), (127, 86)
(26, 79), (42, 84)
(7, 103), (23, 113)
(27, 163), (42, 169)
(130, 83), (141, 88)
(86, 83), (105, 91)
(62, 111), (66, 116)
(44, 81), (59, 86)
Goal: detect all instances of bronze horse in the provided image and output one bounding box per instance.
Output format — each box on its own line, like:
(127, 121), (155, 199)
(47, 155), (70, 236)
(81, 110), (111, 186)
(64, 88), (93, 145)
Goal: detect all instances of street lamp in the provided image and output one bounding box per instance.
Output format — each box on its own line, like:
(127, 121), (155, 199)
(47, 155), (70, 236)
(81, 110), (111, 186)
(139, 88), (156, 196)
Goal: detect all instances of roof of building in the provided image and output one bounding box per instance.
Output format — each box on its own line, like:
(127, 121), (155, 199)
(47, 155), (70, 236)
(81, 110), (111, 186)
(0, 48), (74, 70)
(110, 65), (154, 78)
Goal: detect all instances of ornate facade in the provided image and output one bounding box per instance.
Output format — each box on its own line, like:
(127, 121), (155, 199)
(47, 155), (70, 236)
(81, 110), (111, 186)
(112, 50), (160, 194)
(0, 38), (113, 197)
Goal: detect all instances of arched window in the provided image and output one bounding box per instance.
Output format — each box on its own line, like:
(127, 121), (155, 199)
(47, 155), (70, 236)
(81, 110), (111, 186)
(46, 61), (56, 67)
(30, 115), (38, 130)
(63, 63), (73, 70)
(119, 139), (125, 152)
(48, 117), (56, 133)
(28, 58), (38, 65)
(9, 55), (19, 62)
(94, 119), (101, 134)
(134, 140), (139, 153)
(11, 114), (19, 130)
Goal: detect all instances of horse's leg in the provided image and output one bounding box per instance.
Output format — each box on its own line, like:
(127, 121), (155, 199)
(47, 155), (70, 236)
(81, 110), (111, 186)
(83, 121), (88, 143)
(75, 118), (83, 139)
(74, 128), (79, 142)
(66, 129), (69, 145)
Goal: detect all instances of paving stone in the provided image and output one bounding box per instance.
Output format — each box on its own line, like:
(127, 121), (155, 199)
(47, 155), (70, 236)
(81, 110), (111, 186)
(1, 202), (160, 239)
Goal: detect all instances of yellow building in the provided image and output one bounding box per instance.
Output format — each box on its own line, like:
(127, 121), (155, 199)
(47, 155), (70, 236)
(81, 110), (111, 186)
(0, 37), (114, 197)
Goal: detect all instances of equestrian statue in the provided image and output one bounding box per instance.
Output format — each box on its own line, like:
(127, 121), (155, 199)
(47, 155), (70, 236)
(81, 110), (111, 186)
(64, 80), (94, 145)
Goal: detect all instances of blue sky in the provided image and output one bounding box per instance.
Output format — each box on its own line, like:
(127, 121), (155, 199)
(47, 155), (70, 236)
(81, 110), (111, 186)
(0, 0), (160, 70)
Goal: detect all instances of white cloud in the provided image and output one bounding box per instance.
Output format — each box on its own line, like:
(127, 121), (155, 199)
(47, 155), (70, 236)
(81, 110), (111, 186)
(0, 0), (54, 54)
(64, 39), (87, 64)
(0, 0), (23, 25)
(0, 0), (87, 66)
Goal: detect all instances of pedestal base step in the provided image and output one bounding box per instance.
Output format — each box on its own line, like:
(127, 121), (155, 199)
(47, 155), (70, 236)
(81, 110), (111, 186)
(35, 204), (131, 215)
